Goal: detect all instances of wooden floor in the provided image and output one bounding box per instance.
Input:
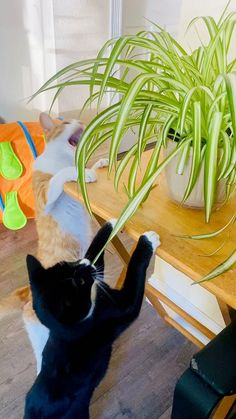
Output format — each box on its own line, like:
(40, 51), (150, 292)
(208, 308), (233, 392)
(0, 220), (196, 419)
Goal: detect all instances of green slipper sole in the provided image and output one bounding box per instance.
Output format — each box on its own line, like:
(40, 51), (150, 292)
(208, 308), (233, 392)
(0, 142), (23, 180)
(2, 191), (27, 230)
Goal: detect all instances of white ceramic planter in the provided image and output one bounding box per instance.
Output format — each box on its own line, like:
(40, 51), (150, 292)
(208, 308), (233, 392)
(163, 140), (226, 208)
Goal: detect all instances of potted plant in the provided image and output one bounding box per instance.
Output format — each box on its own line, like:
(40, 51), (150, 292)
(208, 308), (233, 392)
(33, 10), (236, 279)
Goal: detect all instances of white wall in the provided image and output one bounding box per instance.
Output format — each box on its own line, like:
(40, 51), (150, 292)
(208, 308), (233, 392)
(0, 0), (110, 121)
(123, 0), (182, 37)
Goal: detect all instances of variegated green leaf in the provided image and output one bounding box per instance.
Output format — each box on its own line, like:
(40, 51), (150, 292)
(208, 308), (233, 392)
(98, 36), (133, 107)
(176, 140), (191, 175)
(182, 102), (202, 202)
(178, 212), (236, 240)
(195, 249), (236, 283)
(204, 111), (222, 222)
(218, 131), (231, 179)
(138, 104), (153, 162)
(161, 115), (177, 147)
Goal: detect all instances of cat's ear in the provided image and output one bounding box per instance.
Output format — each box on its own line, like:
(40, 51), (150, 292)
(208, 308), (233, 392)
(26, 254), (44, 280)
(39, 112), (56, 134)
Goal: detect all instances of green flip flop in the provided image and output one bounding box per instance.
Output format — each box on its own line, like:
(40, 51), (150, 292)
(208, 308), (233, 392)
(0, 142), (23, 180)
(2, 191), (27, 230)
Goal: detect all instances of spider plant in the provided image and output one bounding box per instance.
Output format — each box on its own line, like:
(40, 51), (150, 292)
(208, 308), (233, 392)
(182, 211), (236, 282)
(33, 8), (236, 277)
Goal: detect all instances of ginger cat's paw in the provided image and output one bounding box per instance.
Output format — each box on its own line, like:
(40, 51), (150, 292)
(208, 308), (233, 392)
(85, 168), (97, 183)
(143, 231), (161, 252)
(92, 158), (109, 170)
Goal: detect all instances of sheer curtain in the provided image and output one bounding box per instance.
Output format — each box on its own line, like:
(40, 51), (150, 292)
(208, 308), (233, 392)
(0, 0), (57, 121)
(0, 0), (110, 121)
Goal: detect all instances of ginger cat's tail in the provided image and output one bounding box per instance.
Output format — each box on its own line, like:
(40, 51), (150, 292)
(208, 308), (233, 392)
(0, 286), (30, 320)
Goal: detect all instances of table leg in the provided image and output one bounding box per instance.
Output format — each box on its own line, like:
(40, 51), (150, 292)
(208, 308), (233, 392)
(212, 395), (236, 419)
(145, 286), (169, 319)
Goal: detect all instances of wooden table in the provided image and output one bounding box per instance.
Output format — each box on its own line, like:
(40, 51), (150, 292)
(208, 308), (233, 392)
(64, 150), (236, 347)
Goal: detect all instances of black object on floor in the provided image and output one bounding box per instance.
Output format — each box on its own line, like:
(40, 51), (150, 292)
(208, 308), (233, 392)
(171, 320), (236, 419)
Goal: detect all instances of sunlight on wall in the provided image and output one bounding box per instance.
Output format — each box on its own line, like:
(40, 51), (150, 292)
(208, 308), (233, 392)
(23, 0), (58, 116)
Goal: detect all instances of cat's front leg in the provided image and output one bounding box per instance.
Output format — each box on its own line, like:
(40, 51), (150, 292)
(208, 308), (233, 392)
(118, 231), (160, 319)
(91, 158), (109, 170)
(84, 158), (109, 184)
(44, 166), (97, 213)
(23, 301), (49, 375)
(45, 166), (77, 213)
(85, 219), (116, 274)
(68, 157), (109, 184)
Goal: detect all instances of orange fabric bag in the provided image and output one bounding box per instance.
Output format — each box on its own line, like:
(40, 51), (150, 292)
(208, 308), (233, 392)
(0, 122), (45, 223)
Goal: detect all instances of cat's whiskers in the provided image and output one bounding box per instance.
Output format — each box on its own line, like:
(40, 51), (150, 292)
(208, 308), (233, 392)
(95, 274), (103, 281)
(94, 265), (104, 274)
(95, 270), (113, 278)
(94, 279), (116, 305)
(95, 266), (113, 281)
(95, 273), (113, 284)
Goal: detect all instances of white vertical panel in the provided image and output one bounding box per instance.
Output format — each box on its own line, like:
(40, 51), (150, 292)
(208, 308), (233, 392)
(109, 0), (123, 37)
(52, 0), (110, 114)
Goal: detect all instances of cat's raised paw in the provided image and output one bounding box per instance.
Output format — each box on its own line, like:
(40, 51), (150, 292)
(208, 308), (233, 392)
(85, 168), (97, 183)
(143, 231), (161, 251)
(92, 158), (109, 170)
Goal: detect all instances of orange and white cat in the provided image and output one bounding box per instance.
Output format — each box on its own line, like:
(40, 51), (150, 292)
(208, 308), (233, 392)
(33, 113), (101, 266)
(1, 113), (108, 373)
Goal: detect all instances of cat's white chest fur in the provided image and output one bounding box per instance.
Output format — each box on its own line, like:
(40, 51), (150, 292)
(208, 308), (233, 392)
(34, 131), (93, 255)
(34, 132), (75, 175)
(47, 191), (91, 256)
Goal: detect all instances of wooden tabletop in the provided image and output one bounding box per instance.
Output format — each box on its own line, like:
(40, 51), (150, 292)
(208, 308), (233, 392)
(65, 150), (236, 309)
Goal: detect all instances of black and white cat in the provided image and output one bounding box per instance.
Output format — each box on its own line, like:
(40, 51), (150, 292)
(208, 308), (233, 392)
(24, 220), (160, 419)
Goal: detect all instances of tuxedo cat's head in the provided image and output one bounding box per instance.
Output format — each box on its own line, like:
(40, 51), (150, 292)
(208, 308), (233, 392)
(26, 255), (97, 331)
(26, 221), (116, 338)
